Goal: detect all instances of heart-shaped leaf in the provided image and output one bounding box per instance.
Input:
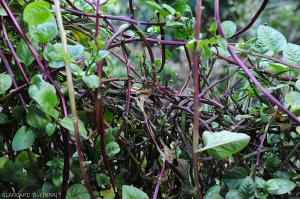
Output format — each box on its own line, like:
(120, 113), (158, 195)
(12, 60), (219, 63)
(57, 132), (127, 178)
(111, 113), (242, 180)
(12, 126), (35, 151)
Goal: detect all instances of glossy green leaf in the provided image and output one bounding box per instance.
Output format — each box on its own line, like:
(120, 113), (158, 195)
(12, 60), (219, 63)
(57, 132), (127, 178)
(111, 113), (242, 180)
(36, 22), (58, 43)
(295, 79), (300, 91)
(106, 142), (120, 157)
(268, 63), (289, 72)
(0, 5), (7, 16)
(201, 42), (213, 61)
(46, 123), (56, 136)
(66, 184), (89, 199)
(225, 190), (239, 199)
(32, 89), (59, 118)
(265, 154), (280, 167)
(70, 63), (84, 76)
(208, 21), (217, 36)
(285, 91), (300, 107)
(23, 1), (52, 25)
(12, 126), (35, 151)
(96, 174), (110, 188)
(138, 0), (169, 17)
(96, 50), (110, 62)
(43, 43), (65, 68)
(222, 167), (248, 189)
(217, 37), (228, 52)
(283, 43), (300, 65)
(16, 33), (39, 67)
(82, 75), (100, 89)
(221, 21), (236, 38)
(273, 171), (290, 180)
(0, 73), (12, 94)
(203, 185), (223, 199)
(238, 176), (255, 199)
(16, 151), (37, 168)
(267, 179), (296, 195)
(69, 44), (84, 59)
(26, 105), (52, 128)
(195, 131), (250, 160)
(60, 116), (88, 140)
(0, 113), (8, 124)
(255, 177), (267, 189)
(28, 74), (56, 98)
(257, 25), (287, 53)
(122, 185), (149, 199)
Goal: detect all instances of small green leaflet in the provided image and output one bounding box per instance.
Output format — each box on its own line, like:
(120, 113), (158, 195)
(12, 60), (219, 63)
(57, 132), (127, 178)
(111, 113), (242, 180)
(66, 184), (89, 199)
(283, 43), (300, 65)
(32, 89), (59, 118)
(60, 116), (88, 141)
(36, 22), (58, 44)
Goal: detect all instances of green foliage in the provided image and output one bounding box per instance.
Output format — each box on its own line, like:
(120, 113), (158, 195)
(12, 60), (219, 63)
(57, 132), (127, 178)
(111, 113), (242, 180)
(1, 0), (300, 198)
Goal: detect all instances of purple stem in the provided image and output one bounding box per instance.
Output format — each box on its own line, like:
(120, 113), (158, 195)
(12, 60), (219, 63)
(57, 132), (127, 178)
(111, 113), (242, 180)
(153, 157), (166, 199)
(214, 0), (300, 124)
(230, 0), (269, 38)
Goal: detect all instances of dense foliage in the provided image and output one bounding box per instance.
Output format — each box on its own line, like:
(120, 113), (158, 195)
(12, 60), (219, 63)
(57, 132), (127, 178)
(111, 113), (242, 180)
(0, 0), (300, 198)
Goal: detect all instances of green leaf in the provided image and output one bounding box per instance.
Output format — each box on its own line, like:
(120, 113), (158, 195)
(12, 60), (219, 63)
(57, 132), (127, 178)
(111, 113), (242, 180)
(46, 123), (56, 136)
(283, 43), (300, 65)
(0, 5), (7, 16)
(12, 126), (35, 151)
(1, 160), (27, 186)
(82, 75), (100, 89)
(225, 190), (240, 199)
(29, 74), (56, 98)
(273, 171), (290, 180)
(0, 113), (8, 124)
(70, 63), (84, 76)
(32, 89), (59, 118)
(211, 46), (231, 57)
(265, 154), (280, 167)
(222, 167), (248, 189)
(217, 37), (228, 52)
(0, 157), (8, 172)
(208, 21), (217, 36)
(266, 179), (296, 195)
(122, 185), (149, 199)
(295, 79), (300, 91)
(36, 22), (58, 43)
(0, 73), (12, 94)
(96, 50), (110, 62)
(268, 63), (289, 72)
(238, 176), (255, 199)
(26, 105), (52, 128)
(69, 44), (84, 59)
(43, 43), (65, 68)
(23, 1), (52, 25)
(257, 25), (287, 53)
(221, 21), (236, 38)
(17, 34), (40, 67)
(60, 116), (88, 141)
(106, 142), (120, 157)
(285, 91), (300, 107)
(255, 177), (267, 189)
(96, 174), (110, 188)
(66, 184), (89, 199)
(16, 151), (37, 168)
(138, 0), (169, 17)
(203, 185), (223, 199)
(195, 131), (250, 160)
(201, 42), (212, 61)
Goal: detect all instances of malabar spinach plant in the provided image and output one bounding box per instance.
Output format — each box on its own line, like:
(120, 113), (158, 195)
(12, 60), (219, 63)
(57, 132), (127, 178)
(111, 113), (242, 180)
(0, 0), (300, 198)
